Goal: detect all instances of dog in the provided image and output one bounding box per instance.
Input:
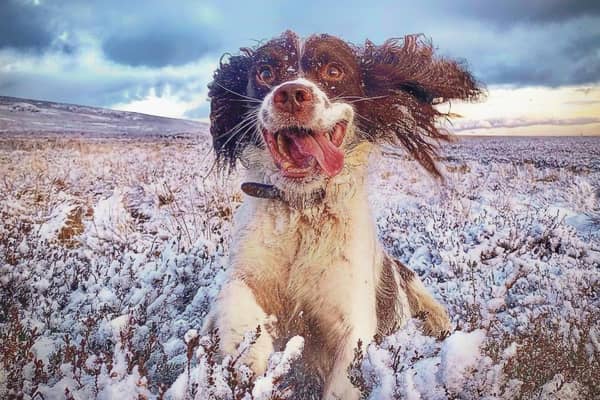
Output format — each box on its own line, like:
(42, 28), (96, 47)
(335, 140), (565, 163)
(203, 30), (480, 399)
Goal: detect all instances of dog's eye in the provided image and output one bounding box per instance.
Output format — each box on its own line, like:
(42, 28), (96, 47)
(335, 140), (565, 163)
(323, 63), (344, 81)
(257, 65), (275, 84)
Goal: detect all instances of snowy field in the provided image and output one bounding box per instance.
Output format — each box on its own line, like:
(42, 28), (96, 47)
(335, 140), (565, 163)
(1, 132), (599, 399)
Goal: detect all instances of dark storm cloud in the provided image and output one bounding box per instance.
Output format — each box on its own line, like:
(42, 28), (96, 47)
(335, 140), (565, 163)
(1, 0), (599, 116)
(92, 1), (222, 67)
(455, 0), (600, 25)
(0, 56), (209, 109)
(0, 0), (53, 50)
(480, 63), (600, 87)
(102, 27), (219, 67)
(483, 64), (555, 87)
(568, 33), (600, 59)
(458, 15), (600, 87)
(0, 70), (149, 107)
(0, 0), (222, 67)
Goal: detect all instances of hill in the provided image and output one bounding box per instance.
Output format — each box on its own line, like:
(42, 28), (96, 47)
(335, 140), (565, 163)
(0, 96), (208, 138)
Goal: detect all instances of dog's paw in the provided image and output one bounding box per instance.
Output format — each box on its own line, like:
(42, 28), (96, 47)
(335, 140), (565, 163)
(417, 303), (452, 339)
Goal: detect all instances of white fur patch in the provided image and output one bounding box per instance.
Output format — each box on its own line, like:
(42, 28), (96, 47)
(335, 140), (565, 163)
(258, 78), (354, 135)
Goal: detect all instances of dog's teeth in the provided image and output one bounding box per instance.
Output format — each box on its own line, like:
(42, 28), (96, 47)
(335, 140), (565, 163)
(277, 132), (286, 150)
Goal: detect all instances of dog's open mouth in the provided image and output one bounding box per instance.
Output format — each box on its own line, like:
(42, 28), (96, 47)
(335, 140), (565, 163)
(262, 121), (347, 178)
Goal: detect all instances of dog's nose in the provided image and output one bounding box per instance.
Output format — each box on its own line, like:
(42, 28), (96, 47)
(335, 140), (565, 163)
(272, 83), (314, 114)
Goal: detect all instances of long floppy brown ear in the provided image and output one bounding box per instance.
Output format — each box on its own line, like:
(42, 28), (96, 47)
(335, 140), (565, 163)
(208, 49), (258, 171)
(356, 35), (483, 177)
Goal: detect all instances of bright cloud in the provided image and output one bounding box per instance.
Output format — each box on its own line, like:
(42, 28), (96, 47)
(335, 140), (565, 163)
(112, 86), (207, 119)
(447, 85), (600, 135)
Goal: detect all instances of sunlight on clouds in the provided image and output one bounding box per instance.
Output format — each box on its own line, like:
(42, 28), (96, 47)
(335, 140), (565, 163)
(113, 81), (600, 131)
(108, 59), (217, 119)
(448, 85), (600, 135)
(112, 86), (207, 119)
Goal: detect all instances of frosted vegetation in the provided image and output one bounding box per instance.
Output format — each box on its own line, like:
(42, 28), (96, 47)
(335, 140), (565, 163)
(0, 134), (598, 399)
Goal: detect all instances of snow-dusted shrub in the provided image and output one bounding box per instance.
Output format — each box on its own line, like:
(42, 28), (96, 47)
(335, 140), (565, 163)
(1, 135), (599, 399)
(348, 322), (522, 399)
(167, 328), (305, 400)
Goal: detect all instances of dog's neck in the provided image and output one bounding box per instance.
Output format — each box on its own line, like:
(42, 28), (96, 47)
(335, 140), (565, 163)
(242, 142), (373, 213)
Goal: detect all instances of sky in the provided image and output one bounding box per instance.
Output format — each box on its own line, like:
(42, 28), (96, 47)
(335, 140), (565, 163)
(0, 0), (599, 135)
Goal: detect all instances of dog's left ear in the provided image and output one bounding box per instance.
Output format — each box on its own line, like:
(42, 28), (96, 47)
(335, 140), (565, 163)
(356, 35), (483, 177)
(208, 49), (258, 171)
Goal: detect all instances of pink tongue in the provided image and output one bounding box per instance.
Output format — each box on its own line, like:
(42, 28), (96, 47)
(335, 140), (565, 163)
(288, 131), (344, 177)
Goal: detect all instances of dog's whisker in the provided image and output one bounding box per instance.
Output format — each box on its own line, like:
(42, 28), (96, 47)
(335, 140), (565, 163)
(228, 99), (263, 103)
(249, 125), (263, 144)
(214, 82), (263, 103)
(198, 142), (216, 165)
(354, 127), (376, 142)
(218, 121), (257, 152)
(353, 111), (378, 127)
(215, 106), (259, 157)
(199, 111), (258, 166)
(230, 116), (258, 149)
(201, 155), (219, 179)
(345, 95), (390, 103)
(218, 114), (259, 152)
(212, 109), (259, 140)
(329, 91), (349, 102)
(335, 95), (390, 103)
(231, 129), (256, 161)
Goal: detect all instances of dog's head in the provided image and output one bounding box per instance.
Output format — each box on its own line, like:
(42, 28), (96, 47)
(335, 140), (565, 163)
(209, 31), (481, 204)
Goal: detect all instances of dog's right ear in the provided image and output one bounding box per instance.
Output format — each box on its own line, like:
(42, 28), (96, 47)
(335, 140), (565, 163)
(208, 49), (257, 171)
(357, 35), (483, 178)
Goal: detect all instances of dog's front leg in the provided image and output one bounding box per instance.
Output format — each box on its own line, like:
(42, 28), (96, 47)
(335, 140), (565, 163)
(319, 294), (376, 400)
(208, 279), (274, 375)
(405, 275), (452, 337)
(322, 324), (370, 400)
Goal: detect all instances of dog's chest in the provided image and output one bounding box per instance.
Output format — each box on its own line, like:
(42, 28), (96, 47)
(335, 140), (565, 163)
(230, 194), (379, 321)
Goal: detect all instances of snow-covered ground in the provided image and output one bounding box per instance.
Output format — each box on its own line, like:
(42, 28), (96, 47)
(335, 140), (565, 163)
(0, 133), (598, 399)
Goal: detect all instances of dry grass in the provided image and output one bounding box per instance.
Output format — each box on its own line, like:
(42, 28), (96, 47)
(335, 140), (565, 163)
(57, 206), (86, 246)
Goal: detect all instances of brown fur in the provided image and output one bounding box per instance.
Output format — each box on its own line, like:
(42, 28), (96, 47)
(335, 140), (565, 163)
(208, 30), (482, 176)
(206, 31), (473, 398)
(376, 255), (404, 337)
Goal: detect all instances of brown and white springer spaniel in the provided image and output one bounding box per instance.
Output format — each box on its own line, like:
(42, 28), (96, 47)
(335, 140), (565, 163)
(203, 31), (481, 399)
